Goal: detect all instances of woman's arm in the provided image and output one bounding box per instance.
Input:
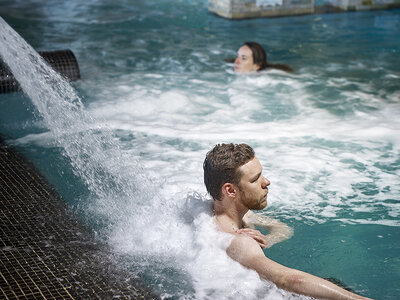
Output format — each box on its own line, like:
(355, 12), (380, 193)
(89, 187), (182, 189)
(242, 210), (293, 247)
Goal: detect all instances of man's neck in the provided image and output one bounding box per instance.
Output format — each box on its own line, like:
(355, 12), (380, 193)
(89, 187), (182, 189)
(213, 198), (248, 233)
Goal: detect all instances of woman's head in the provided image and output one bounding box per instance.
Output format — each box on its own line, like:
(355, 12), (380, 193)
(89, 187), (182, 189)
(234, 42), (268, 73)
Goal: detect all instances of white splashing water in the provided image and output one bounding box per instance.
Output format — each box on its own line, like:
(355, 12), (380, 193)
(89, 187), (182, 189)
(85, 69), (400, 227)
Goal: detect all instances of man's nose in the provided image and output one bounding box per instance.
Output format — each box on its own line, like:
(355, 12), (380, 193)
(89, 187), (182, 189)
(234, 57), (240, 64)
(262, 176), (270, 188)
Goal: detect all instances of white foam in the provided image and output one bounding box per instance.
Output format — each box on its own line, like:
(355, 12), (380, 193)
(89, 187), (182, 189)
(83, 68), (400, 229)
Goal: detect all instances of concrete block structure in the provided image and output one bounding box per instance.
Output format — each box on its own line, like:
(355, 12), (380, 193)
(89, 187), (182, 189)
(209, 0), (315, 19)
(315, 0), (400, 13)
(209, 0), (400, 18)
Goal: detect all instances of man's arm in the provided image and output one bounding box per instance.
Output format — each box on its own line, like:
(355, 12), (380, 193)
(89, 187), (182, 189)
(242, 210), (293, 248)
(227, 235), (372, 300)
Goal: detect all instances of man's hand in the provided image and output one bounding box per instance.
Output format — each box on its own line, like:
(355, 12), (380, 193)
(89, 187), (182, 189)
(236, 228), (269, 248)
(243, 211), (293, 248)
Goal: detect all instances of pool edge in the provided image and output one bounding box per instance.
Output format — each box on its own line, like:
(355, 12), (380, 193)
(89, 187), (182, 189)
(0, 138), (159, 299)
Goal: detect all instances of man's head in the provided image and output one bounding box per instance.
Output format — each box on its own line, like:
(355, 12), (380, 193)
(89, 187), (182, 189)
(203, 143), (255, 200)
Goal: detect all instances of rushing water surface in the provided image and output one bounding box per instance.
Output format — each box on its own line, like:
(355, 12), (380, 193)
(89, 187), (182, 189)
(0, 1), (399, 299)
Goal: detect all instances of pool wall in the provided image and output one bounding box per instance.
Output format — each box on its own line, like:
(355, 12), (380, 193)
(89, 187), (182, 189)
(209, 0), (400, 18)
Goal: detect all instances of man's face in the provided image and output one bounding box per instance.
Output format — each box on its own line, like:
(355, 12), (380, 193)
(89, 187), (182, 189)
(237, 157), (270, 210)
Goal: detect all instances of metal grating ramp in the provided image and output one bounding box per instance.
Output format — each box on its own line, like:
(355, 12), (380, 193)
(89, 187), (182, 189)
(0, 140), (159, 299)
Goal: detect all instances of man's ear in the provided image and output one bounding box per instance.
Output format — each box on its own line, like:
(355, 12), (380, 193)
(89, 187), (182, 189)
(222, 183), (237, 198)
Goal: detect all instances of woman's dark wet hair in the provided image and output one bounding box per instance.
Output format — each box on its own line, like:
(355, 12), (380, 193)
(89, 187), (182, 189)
(243, 41), (294, 73)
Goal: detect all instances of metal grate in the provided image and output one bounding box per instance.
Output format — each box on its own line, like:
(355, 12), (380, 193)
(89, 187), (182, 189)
(0, 49), (80, 94)
(39, 50), (80, 82)
(0, 139), (159, 299)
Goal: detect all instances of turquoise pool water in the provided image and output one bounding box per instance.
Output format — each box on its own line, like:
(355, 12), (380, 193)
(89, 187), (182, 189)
(0, 1), (399, 299)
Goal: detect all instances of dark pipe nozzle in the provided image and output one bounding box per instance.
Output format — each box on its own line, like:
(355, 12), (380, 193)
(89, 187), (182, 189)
(0, 49), (80, 94)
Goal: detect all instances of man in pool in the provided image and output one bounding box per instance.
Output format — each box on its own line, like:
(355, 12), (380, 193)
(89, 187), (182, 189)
(203, 143), (372, 300)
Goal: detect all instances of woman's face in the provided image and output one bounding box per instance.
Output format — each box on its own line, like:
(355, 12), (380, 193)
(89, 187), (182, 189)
(234, 45), (260, 73)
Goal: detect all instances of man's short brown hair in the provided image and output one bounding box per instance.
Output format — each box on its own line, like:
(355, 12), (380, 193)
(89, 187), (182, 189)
(203, 143), (255, 200)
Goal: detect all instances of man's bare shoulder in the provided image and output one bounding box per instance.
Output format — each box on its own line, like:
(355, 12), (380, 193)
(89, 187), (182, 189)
(226, 234), (286, 284)
(227, 234), (265, 263)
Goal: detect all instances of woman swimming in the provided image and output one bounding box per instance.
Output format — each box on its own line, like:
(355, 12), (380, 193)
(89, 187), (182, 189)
(234, 42), (294, 74)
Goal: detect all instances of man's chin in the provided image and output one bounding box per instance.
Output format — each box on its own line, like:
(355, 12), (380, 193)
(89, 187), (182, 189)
(255, 199), (267, 210)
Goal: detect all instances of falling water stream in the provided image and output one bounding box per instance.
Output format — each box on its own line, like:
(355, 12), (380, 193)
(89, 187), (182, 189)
(0, 16), (157, 228)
